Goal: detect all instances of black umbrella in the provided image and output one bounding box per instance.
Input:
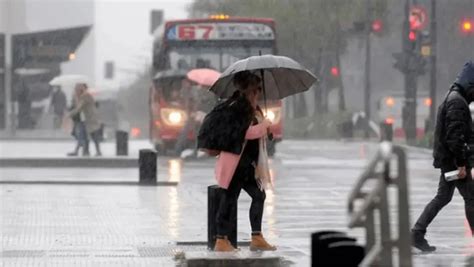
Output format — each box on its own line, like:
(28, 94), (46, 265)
(209, 55), (318, 102)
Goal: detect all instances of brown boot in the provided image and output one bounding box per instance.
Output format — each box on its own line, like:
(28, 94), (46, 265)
(214, 237), (237, 252)
(250, 233), (277, 251)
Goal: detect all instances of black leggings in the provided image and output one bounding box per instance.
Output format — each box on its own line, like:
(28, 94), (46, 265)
(216, 166), (266, 236)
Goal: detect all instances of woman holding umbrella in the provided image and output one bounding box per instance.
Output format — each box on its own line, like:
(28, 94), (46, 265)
(198, 71), (276, 252)
(199, 54), (317, 252)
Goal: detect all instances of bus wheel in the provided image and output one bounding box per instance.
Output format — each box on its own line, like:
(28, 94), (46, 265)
(155, 143), (170, 156)
(267, 140), (276, 157)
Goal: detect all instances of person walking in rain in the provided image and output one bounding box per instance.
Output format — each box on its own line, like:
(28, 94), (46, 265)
(411, 60), (474, 252)
(67, 89), (87, 156)
(198, 71), (276, 252)
(69, 83), (103, 156)
(50, 86), (67, 129)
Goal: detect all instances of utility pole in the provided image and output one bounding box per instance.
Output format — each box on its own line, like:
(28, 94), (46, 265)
(364, 0), (372, 138)
(402, 0), (418, 144)
(336, 25), (346, 112)
(3, 0), (14, 135)
(428, 0), (437, 130)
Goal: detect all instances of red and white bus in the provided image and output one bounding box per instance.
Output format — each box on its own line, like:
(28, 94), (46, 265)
(150, 15), (283, 155)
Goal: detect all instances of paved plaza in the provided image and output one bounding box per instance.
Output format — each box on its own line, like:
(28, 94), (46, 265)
(1, 140), (474, 266)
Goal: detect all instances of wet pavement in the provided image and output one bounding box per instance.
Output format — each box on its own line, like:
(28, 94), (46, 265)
(1, 140), (473, 266)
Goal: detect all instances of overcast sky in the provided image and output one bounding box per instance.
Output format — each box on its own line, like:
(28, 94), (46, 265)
(95, 0), (192, 87)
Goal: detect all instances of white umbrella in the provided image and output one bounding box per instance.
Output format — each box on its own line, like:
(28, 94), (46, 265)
(49, 74), (89, 86)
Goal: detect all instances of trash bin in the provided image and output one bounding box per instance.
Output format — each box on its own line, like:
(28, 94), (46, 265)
(208, 185), (237, 250)
(116, 130), (128, 156)
(139, 149), (157, 184)
(311, 231), (365, 267)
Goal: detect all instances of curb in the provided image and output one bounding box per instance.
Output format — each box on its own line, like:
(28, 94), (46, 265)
(0, 157), (138, 168)
(0, 180), (178, 186)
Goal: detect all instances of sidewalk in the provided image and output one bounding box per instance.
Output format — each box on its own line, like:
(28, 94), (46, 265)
(0, 139), (156, 168)
(0, 139), (153, 158)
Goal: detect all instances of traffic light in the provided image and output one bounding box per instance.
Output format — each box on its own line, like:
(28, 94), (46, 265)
(371, 19), (383, 34)
(351, 19), (385, 35)
(408, 31), (417, 42)
(330, 66), (340, 77)
(407, 30), (418, 53)
(461, 19), (473, 34)
(326, 66), (341, 89)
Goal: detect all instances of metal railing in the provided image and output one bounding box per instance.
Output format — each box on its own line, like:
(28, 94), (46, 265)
(347, 142), (412, 267)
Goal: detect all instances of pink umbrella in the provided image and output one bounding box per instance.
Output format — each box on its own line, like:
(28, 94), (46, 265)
(186, 68), (221, 87)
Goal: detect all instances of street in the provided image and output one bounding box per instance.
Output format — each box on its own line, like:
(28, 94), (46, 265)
(1, 140), (473, 266)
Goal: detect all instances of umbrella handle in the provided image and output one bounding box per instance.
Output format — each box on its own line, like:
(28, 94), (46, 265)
(259, 67), (272, 140)
(260, 69), (267, 112)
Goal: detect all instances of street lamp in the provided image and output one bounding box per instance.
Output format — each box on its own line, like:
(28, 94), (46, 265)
(461, 19), (473, 34)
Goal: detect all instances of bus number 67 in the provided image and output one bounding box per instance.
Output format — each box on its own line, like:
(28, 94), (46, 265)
(178, 25), (214, 40)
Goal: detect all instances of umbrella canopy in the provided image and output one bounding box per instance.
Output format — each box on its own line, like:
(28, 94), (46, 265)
(187, 68), (221, 87)
(153, 69), (187, 81)
(209, 55), (318, 100)
(49, 74), (89, 86)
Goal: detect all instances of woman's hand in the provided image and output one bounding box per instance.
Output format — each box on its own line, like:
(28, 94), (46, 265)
(458, 166), (467, 179)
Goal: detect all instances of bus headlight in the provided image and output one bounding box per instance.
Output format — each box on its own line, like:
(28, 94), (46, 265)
(169, 112), (183, 124)
(161, 108), (187, 126)
(266, 110), (276, 122)
(264, 108), (281, 124)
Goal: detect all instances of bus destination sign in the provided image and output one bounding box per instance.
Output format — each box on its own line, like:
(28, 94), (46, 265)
(167, 23), (275, 41)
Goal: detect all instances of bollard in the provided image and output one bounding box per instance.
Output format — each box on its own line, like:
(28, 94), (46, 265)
(139, 149), (157, 184)
(312, 231), (365, 267)
(380, 122), (393, 142)
(208, 185), (237, 250)
(116, 130), (129, 156)
(312, 230), (348, 266)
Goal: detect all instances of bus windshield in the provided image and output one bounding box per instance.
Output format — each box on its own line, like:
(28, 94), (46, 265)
(168, 45), (273, 71)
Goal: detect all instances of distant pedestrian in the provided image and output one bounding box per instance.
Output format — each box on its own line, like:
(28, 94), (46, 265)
(50, 86), (67, 129)
(67, 90), (88, 156)
(69, 83), (103, 156)
(198, 71), (276, 252)
(411, 60), (474, 252)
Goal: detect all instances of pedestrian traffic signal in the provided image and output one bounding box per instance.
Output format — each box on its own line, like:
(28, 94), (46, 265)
(408, 31), (417, 42)
(330, 66), (340, 77)
(461, 19), (473, 34)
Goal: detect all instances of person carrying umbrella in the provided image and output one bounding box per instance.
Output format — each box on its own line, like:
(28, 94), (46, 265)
(69, 83), (103, 156)
(199, 71), (275, 252)
(198, 54), (317, 252)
